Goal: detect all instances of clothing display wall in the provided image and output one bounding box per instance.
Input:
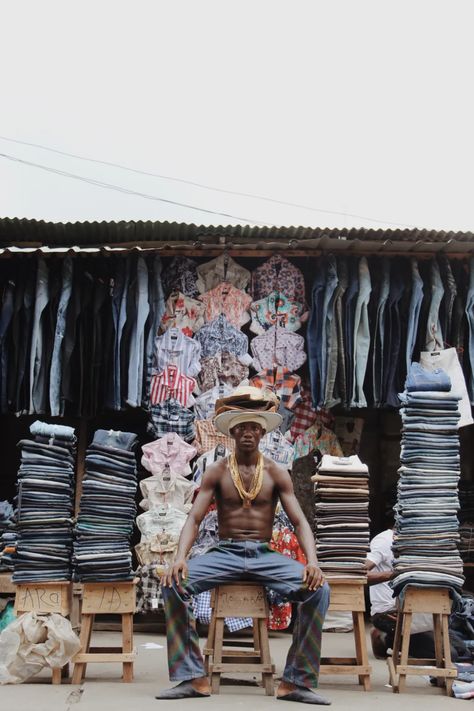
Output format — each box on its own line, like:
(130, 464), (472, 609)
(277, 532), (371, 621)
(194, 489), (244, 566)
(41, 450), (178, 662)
(392, 363), (464, 596)
(313, 454), (370, 577)
(73, 429), (138, 582)
(13, 421), (76, 583)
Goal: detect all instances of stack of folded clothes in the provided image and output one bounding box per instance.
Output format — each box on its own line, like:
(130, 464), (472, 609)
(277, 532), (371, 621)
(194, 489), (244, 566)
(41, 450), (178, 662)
(313, 454), (370, 577)
(73, 429), (138, 582)
(0, 501), (15, 572)
(13, 421), (76, 583)
(392, 362), (464, 595)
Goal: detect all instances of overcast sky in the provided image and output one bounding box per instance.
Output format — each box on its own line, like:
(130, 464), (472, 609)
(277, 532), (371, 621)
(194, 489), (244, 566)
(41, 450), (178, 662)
(1, 1), (473, 231)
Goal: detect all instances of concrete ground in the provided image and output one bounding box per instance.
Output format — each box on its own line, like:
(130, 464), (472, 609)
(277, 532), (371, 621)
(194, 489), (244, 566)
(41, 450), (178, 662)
(1, 628), (461, 711)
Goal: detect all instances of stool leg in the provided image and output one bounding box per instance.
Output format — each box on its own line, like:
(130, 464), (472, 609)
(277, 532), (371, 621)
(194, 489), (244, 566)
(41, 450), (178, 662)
(433, 613), (443, 686)
(441, 613), (454, 696)
(122, 613), (133, 682)
(72, 613), (94, 685)
(258, 618), (274, 696)
(52, 667), (62, 685)
(253, 618), (261, 654)
(398, 612), (412, 693)
(353, 611), (370, 691)
(211, 618), (224, 694)
(204, 610), (216, 675)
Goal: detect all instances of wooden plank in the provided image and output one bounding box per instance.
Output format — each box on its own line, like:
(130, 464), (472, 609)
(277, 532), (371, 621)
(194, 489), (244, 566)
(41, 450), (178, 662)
(82, 583), (136, 614)
(0, 573), (16, 593)
(321, 656), (357, 664)
(122, 613), (134, 682)
(396, 666), (457, 678)
(15, 582), (71, 616)
(210, 663), (274, 673)
(211, 616), (224, 694)
(215, 584), (267, 618)
(320, 665), (371, 675)
(73, 653), (135, 663)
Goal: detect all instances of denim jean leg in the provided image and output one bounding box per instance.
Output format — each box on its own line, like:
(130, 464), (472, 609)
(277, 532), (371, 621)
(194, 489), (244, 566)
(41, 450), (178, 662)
(406, 258), (424, 372)
(425, 259), (445, 352)
(29, 258), (49, 414)
(465, 256), (474, 402)
(351, 257), (372, 407)
(49, 256), (73, 416)
(307, 264), (326, 408)
(126, 256), (150, 408)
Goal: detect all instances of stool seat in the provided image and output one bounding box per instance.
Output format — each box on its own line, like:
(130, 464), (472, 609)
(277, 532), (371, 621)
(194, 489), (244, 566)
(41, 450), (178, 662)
(203, 582), (275, 695)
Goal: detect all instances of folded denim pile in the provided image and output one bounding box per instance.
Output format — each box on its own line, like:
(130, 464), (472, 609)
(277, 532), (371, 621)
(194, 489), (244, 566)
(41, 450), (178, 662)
(313, 454), (370, 577)
(73, 429), (138, 582)
(392, 362), (464, 595)
(13, 421), (76, 583)
(0, 500), (15, 572)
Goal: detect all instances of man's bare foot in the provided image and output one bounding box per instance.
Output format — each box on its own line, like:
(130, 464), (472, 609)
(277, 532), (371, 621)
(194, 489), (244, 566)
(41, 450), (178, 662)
(191, 677), (211, 694)
(277, 681), (299, 697)
(276, 681), (331, 705)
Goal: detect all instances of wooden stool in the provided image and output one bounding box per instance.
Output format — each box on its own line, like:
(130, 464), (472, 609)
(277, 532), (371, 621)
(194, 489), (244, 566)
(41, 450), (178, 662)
(203, 583), (275, 695)
(387, 586), (456, 695)
(14, 580), (72, 684)
(320, 576), (371, 691)
(72, 580), (137, 684)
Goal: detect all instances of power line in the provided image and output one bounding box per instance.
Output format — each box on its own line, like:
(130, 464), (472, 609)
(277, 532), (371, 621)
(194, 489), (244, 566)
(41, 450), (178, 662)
(0, 134), (415, 229)
(0, 152), (276, 226)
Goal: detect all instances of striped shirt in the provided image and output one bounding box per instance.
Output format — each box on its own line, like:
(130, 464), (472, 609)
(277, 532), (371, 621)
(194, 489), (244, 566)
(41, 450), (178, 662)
(150, 365), (196, 407)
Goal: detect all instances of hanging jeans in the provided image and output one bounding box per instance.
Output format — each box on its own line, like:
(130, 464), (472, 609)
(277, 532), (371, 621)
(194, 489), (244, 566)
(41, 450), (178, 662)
(321, 256), (338, 408)
(29, 258), (49, 414)
(351, 257), (372, 407)
(162, 540), (330, 687)
(49, 257), (73, 416)
(126, 256), (150, 408)
(425, 260), (444, 352)
(307, 263), (326, 409)
(372, 258), (390, 407)
(405, 258), (424, 373)
(144, 255), (166, 407)
(465, 256), (474, 403)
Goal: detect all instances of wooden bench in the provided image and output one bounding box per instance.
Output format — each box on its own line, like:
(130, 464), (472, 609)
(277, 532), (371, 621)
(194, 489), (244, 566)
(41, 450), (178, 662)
(14, 580), (72, 684)
(320, 576), (371, 691)
(203, 583), (275, 695)
(387, 586), (456, 695)
(71, 580), (137, 684)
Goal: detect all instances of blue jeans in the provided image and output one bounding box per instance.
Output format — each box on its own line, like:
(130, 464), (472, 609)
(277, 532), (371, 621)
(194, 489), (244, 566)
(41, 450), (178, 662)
(49, 257), (73, 416)
(321, 256), (338, 407)
(29, 258), (49, 414)
(111, 258), (131, 410)
(372, 258), (390, 407)
(144, 255), (165, 407)
(351, 257), (372, 407)
(162, 540), (330, 687)
(406, 258), (424, 373)
(126, 256), (150, 408)
(425, 260), (444, 351)
(307, 263), (326, 408)
(466, 257), (474, 403)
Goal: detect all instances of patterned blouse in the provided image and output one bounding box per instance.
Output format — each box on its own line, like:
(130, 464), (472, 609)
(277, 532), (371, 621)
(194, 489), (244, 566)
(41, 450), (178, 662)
(250, 292), (307, 334)
(197, 353), (250, 394)
(199, 282), (252, 328)
(250, 255), (307, 305)
(162, 257), (199, 298)
(250, 326), (307, 371)
(292, 423), (343, 460)
(160, 292), (205, 337)
(196, 255), (251, 293)
(194, 314), (250, 360)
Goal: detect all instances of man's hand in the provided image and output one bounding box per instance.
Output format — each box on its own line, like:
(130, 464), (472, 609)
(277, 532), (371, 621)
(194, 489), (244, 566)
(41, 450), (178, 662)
(162, 559), (188, 588)
(303, 563), (325, 591)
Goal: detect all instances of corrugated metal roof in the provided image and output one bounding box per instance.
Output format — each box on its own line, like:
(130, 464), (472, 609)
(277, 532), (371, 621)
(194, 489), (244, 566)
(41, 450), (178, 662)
(0, 217), (473, 254)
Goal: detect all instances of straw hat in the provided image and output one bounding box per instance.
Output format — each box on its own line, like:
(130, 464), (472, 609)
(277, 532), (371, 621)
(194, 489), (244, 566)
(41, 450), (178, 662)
(213, 385), (282, 436)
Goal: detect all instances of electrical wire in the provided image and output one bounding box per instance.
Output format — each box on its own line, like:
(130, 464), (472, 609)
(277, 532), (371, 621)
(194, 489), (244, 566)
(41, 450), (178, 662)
(0, 135), (415, 228)
(0, 152), (275, 226)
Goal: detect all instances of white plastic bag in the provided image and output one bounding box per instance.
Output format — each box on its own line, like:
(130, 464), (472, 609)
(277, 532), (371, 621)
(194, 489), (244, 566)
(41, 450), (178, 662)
(0, 612), (81, 684)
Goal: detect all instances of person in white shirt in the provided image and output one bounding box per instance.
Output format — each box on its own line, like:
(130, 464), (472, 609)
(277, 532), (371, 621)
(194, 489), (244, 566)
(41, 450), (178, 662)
(366, 525), (436, 659)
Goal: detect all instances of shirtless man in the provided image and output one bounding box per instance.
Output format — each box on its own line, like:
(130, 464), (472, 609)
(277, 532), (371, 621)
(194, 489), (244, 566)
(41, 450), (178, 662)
(157, 402), (331, 705)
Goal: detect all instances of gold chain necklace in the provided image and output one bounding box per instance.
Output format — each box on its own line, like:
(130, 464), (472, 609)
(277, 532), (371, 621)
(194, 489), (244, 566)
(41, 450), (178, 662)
(228, 453), (264, 508)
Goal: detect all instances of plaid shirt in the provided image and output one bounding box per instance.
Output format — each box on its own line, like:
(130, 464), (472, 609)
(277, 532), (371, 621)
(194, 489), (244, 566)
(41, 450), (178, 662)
(193, 590), (253, 631)
(136, 563), (164, 613)
(250, 367), (302, 410)
(147, 399), (195, 443)
(195, 420), (235, 455)
(289, 390), (334, 442)
(150, 365), (196, 407)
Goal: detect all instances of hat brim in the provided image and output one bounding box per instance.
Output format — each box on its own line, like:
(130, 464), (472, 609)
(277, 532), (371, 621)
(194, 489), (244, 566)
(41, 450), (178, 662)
(214, 410), (282, 436)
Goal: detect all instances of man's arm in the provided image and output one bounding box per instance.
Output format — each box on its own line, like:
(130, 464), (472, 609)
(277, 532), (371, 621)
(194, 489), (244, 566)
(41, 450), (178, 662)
(365, 558), (393, 585)
(162, 463), (220, 587)
(272, 462), (324, 591)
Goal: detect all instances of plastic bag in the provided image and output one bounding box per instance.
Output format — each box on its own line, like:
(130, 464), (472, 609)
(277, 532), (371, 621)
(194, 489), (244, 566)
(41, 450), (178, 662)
(0, 611), (81, 684)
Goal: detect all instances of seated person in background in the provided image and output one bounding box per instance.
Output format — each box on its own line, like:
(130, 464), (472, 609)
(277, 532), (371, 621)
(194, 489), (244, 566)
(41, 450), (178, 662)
(157, 386), (331, 705)
(365, 516), (437, 660)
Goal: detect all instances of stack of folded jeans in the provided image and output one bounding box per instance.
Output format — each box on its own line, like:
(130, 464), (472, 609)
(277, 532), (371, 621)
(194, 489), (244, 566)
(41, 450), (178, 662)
(392, 363), (464, 595)
(0, 501), (15, 571)
(13, 421), (76, 583)
(313, 454), (370, 576)
(73, 429), (138, 582)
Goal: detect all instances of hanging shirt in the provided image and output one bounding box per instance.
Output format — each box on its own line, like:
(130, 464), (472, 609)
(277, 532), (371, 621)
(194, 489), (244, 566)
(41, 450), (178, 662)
(199, 282), (252, 328)
(150, 365), (196, 407)
(194, 383), (234, 420)
(147, 399), (195, 443)
(250, 255), (307, 305)
(196, 255), (251, 293)
(193, 444), (229, 485)
(139, 473), (196, 513)
(162, 257), (199, 298)
(195, 314), (251, 361)
(195, 420), (235, 454)
(259, 430), (294, 467)
(251, 326), (307, 371)
(141, 432), (197, 476)
(250, 367), (303, 410)
(289, 389), (334, 442)
(136, 504), (188, 540)
(160, 292), (205, 337)
(153, 328), (202, 378)
(197, 353), (250, 394)
(250, 292), (307, 335)
(292, 423), (343, 461)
